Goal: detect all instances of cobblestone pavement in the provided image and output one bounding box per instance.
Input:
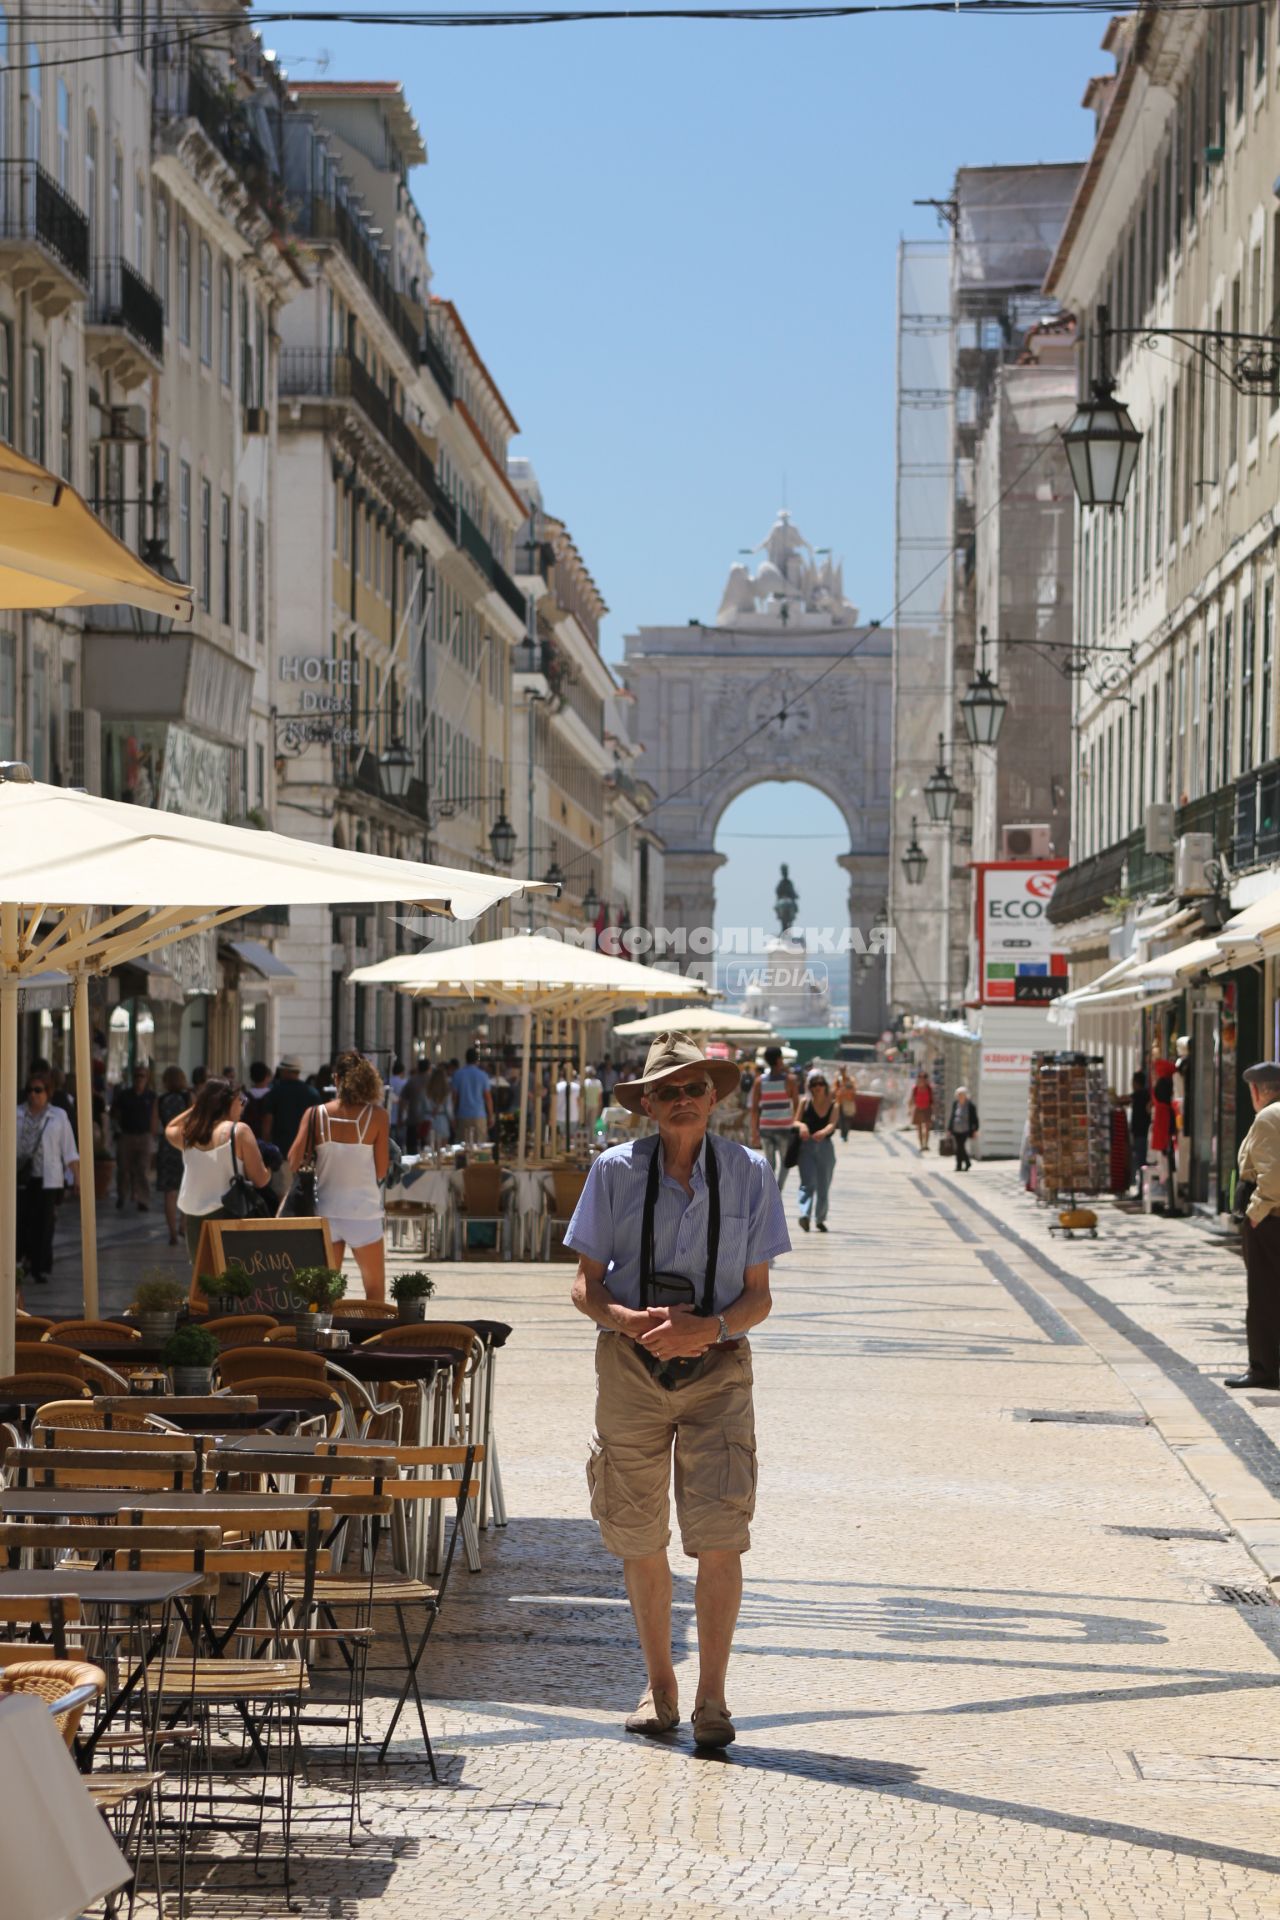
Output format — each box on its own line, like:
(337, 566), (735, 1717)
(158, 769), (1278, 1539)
(44, 1142), (1280, 1916)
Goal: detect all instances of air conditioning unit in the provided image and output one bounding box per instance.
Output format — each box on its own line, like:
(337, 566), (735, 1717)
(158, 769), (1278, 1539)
(1000, 823), (1054, 859)
(243, 407), (269, 436)
(68, 708), (101, 794)
(1145, 802), (1176, 854)
(1175, 831), (1216, 896)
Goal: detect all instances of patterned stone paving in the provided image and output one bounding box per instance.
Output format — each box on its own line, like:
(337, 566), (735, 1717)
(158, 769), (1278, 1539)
(75, 1137), (1280, 1914)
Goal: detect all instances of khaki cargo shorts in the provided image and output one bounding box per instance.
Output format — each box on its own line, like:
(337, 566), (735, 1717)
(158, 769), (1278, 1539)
(586, 1331), (758, 1559)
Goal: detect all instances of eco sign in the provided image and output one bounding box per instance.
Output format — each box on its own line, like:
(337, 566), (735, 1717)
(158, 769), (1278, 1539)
(975, 861), (1068, 1006)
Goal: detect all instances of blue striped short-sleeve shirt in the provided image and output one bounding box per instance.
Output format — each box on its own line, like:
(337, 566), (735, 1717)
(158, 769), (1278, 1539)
(564, 1132), (790, 1316)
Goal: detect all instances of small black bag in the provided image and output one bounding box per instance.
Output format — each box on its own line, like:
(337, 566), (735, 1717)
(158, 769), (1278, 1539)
(279, 1107), (318, 1219)
(634, 1140), (722, 1390)
(782, 1129), (801, 1171)
(221, 1126), (271, 1220)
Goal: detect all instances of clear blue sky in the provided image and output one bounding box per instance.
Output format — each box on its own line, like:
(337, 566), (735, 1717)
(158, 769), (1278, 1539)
(269, 1), (1102, 944)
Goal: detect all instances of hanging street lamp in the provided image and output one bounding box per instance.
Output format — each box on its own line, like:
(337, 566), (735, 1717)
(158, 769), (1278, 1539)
(960, 628), (1008, 748)
(923, 733), (958, 824)
(581, 882), (600, 923)
(1062, 306), (1143, 509)
(488, 792), (517, 867)
(901, 817), (927, 887)
(378, 736), (414, 802)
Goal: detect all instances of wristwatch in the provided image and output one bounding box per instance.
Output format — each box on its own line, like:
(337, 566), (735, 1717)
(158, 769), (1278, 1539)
(715, 1313), (731, 1345)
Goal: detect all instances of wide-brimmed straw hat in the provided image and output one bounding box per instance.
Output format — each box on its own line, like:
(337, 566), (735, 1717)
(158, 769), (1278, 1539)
(613, 1033), (741, 1114)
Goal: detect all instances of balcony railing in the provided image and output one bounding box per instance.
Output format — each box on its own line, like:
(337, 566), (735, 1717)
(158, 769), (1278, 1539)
(0, 161), (90, 289)
(513, 638), (554, 678)
(1234, 756), (1280, 869)
(297, 197), (422, 365)
(278, 348), (435, 502)
(420, 324), (455, 403)
(90, 258), (164, 361)
(1049, 780), (1239, 926)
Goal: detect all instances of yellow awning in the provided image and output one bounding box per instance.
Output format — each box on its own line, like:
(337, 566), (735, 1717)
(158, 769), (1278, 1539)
(0, 441), (193, 621)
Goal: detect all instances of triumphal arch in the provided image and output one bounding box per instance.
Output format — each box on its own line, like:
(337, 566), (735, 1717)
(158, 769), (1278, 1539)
(622, 514), (892, 1033)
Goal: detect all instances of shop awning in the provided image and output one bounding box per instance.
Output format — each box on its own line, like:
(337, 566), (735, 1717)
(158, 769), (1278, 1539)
(1051, 937), (1222, 1017)
(225, 939), (297, 992)
(1215, 886), (1280, 965)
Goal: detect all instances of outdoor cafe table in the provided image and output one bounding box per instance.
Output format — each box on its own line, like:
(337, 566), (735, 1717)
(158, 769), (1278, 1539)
(0, 1565), (205, 1762)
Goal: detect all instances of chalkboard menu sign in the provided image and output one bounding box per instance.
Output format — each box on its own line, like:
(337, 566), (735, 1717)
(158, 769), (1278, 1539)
(189, 1218), (338, 1317)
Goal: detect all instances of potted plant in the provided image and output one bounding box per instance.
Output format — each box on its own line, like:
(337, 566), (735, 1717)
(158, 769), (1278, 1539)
(131, 1273), (187, 1343)
(290, 1267), (347, 1347)
(391, 1271), (435, 1323)
(197, 1262), (256, 1317)
(161, 1323), (219, 1395)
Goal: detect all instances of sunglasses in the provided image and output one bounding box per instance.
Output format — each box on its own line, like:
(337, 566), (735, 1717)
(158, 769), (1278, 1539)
(26, 1084), (49, 1097)
(651, 1079), (709, 1103)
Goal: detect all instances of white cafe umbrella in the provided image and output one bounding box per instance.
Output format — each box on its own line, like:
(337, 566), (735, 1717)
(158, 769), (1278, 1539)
(350, 933), (714, 1163)
(613, 1006), (774, 1041)
(0, 770), (548, 1369)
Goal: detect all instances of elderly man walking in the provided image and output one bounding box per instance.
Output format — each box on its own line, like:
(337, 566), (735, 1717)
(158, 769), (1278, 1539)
(1229, 1059), (1280, 1390)
(566, 1034), (790, 1748)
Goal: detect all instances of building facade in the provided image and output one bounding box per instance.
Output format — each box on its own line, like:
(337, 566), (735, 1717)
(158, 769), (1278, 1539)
(888, 167), (1081, 1023)
(1047, 8), (1280, 1210)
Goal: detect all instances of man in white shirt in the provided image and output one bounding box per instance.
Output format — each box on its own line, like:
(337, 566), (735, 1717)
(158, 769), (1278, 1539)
(17, 1070), (79, 1284)
(555, 1066), (582, 1138)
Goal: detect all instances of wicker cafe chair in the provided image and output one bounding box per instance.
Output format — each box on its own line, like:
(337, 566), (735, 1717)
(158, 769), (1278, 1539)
(14, 1314), (54, 1338)
(455, 1163), (508, 1261)
(0, 1657), (106, 1745)
(1, 1653), (172, 1909)
(214, 1347), (327, 1388)
(542, 1168), (588, 1261)
(43, 1320), (142, 1348)
(31, 1404), (184, 1439)
(333, 1301), (397, 1322)
(203, 1315), (280, 1347)
(213, 1378), (346, 1438)
(362, 1323), (484, 1437)
(13, 1345), (131, 1395)
(0, 1376), (93, 1419)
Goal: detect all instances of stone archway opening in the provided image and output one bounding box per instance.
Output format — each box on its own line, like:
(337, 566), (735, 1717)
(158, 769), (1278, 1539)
(713, 780), (855, 1033)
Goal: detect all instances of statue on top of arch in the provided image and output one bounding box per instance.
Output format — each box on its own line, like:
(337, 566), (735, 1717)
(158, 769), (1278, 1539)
(715, 511), (859, 630)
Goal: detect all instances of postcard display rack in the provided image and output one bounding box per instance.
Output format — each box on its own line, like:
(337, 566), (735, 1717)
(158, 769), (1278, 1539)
(1029, 1053), (1109, 1206)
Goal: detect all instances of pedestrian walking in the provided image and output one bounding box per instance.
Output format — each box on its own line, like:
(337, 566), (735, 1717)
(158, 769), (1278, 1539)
(795, 1069), (838, 1232)
(16, 1070), (79, 1284)
(452, 1046), (494, 1149)
(751, 1045), (797, 1189)
(240, 1061), (273, 1139)
(167, 1076), (272, 1263)
(566, 1033), (790, 1749)
(911, 1071), (934, 1152)
(834, 1067), (858, 1142)
(262, 1053), (321, 1148)
(155, 1066), (191, 1247)
(111, 1064), (157, 1210)
(947, 1087), (979, 1171)
(582, 1063), (604, 1136)
(421, 1065), (453, 1150)
(1227, 1060), (1280, 1389)
(1128, 1069), (1150, 1196)
(291, 1049), (390, 1302)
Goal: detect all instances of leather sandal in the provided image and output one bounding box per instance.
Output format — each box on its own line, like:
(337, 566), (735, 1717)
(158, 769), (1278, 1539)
(691, 1698), (735, 1748)
(625, 1687), (679, 1735)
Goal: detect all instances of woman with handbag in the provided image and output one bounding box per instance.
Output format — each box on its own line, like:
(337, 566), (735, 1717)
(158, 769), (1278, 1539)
(946, 1087), (980, 1172)
(794, 1069), (839, 1232)
(166, 1077), (273, 1261)
(287, 1050), (389, 1302)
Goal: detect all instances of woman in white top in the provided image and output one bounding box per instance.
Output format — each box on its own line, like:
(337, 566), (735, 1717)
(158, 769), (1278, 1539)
(166, 1077), (272, 1264)
(287, 1049), (390, 1303)
(16, 1070), (80, 1284)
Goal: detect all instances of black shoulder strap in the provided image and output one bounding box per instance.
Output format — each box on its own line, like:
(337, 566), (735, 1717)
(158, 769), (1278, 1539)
(639, 1134), (721, 1317)
(702, 1137), (721, 1318)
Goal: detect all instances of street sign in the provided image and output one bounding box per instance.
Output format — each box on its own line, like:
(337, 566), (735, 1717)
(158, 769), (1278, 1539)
(974, 861), (1068, 1006)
